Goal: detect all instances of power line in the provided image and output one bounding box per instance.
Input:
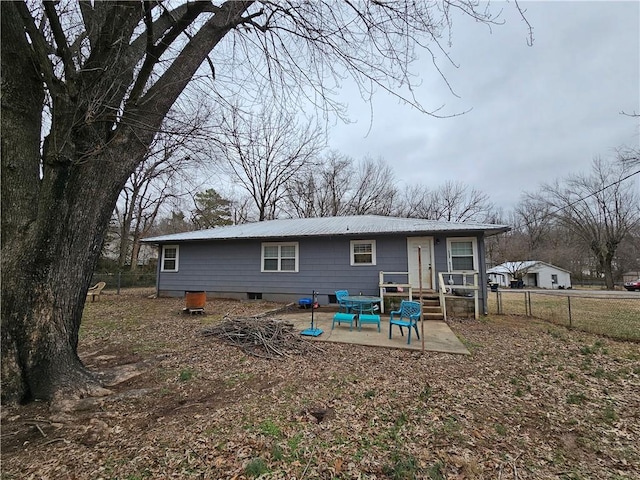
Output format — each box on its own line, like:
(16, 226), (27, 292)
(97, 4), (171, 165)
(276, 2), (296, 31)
(546, 168), (640, 219)
(510, 168), (640, 232)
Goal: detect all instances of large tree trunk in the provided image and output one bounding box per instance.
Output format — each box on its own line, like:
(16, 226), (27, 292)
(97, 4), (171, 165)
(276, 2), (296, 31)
(2, 5), (133, 399)
(2, 124), (149, 403)
(1, 3), (144, 404)
(1, 1), (46, 402)
(602, 251), (616, 290)
(1, 1), (254, 404)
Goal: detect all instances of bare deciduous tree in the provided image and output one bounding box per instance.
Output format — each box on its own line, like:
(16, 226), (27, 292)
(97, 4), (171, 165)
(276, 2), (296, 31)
(115, 129), (204, 270)
(283, 151), (351, 218)
(284, 153), (398, 217)
(514, 195), (553, 255)
(400, 181), (494, 222)
(216, 104), (325, 221)
(539, 158), (640, 289)
(344, 157), (399, 215)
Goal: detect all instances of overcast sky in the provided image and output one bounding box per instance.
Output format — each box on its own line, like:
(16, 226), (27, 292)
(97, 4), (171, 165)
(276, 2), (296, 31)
(326, 1), (640, 210)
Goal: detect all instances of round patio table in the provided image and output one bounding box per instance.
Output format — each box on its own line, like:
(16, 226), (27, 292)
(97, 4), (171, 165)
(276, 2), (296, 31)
(342, 295), (382, 314)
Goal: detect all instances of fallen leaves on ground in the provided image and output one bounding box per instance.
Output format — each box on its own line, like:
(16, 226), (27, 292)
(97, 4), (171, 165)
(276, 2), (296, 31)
(1, 290), (639, 479)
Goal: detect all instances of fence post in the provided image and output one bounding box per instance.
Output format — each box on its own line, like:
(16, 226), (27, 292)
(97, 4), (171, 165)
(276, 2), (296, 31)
(527, 291), (532, 317)
(117, 272), (121, 295)
(497, 291), (502, 314)
(567, 295), (572, 327)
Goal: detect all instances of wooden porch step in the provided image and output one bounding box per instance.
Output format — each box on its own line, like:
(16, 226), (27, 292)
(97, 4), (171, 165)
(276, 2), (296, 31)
(417, 290), (437, 297)
(419, 294), (444, 320)
(423, 306), (442, 313)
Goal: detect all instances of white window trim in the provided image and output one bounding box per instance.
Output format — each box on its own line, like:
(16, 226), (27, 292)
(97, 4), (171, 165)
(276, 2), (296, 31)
(446, 237), (478, 272)
(350, 239), (377, 266)
(161, 245), (179, 272)
(261, 242), (299, 273)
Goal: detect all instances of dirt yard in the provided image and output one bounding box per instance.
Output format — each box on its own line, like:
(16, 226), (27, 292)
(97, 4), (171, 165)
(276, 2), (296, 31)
(2, 289), (639, 479)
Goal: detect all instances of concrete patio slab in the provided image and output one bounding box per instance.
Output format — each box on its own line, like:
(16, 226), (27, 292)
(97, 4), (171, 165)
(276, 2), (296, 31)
(280, 310), (470, 355)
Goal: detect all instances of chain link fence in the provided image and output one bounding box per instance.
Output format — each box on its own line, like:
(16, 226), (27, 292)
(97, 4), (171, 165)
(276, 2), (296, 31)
(487, 290), (640, 341)
(90, 272), (156, 293)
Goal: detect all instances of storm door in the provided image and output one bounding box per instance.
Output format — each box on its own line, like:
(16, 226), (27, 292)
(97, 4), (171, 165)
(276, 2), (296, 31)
(407, 237), (433, 291)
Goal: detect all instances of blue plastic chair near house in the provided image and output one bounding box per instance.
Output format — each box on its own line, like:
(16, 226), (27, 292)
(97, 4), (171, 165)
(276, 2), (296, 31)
(335, 290), (354, 313)
(389, 300), (421, 344)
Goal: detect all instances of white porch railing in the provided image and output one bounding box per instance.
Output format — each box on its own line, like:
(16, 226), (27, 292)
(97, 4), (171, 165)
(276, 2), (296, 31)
(438, 271), (480, 320)
(378, 271), (413, 313)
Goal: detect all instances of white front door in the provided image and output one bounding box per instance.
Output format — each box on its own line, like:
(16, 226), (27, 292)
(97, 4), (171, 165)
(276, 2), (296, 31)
(407, 237), (433, 290)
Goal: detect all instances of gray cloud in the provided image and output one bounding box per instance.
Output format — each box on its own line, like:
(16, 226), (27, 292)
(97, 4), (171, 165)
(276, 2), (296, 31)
(328, 1), (640, 209)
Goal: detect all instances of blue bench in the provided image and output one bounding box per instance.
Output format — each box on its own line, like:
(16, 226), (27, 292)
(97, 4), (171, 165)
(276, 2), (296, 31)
(358, 314), (381, 332)
(332, 312), (356, 331)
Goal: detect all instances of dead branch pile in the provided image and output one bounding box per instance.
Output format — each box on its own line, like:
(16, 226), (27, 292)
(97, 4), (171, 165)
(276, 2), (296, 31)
(202, 317), (322, 359)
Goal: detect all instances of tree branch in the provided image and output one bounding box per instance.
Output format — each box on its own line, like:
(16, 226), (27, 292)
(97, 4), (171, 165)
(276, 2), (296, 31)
(42, 1), (76, 86)
(14, 1), (61, 95)
(128, 1), (212, 105)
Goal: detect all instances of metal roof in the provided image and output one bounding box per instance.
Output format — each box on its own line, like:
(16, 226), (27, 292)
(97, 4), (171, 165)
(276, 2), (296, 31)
(142, 215), (510, 243)
(488, 261), (539, 274)
(488, 261), (571, 274)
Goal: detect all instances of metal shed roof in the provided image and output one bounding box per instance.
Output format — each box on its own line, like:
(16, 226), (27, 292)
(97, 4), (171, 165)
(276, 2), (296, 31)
(488, 261), (571, 274)
(142, 215), (510, 243)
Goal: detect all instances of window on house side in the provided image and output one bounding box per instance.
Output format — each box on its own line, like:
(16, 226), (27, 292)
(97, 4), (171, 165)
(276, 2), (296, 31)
(262, 242), (298, 272)
(161, 245), (179, 272)
(351, 240), (376, 266)
(448, 239), (476, 271)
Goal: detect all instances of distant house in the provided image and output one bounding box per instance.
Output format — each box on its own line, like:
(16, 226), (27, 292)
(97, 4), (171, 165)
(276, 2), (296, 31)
(487, 261), (572, 289)
(142, 215), (510, 312)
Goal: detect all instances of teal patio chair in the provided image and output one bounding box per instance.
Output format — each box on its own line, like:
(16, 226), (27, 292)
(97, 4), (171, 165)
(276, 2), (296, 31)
(389, 300), (421, 344)
(335, 290), (353, 313)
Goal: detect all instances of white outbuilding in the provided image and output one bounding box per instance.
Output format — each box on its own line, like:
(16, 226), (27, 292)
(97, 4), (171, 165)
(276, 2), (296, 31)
(487, 261), (572, 289)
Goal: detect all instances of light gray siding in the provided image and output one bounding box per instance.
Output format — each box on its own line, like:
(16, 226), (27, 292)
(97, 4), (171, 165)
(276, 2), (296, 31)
(156, 232), (489, 310)
(157, 235), (412, 303)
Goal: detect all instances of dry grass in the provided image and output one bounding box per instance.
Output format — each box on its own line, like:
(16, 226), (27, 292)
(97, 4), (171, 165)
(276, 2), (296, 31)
(488, 290), (640, 341)
(2, 290), (639, 479)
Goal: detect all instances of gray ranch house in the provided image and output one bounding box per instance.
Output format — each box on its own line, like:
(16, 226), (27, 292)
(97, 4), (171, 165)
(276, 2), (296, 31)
(142, 215), (509, 317)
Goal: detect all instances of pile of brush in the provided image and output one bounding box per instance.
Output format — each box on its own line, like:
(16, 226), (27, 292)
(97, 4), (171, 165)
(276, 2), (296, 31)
(202, 317), (323, 359)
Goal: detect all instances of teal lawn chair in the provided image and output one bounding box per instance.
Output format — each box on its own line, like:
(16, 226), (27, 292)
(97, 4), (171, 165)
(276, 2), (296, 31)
(335, 290), (353, 313)
(389, 300), (421, 344)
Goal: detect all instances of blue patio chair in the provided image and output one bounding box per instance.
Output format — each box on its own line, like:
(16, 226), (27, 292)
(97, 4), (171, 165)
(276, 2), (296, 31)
(335, 290), (353, 313)
(389, 300), (421, 344)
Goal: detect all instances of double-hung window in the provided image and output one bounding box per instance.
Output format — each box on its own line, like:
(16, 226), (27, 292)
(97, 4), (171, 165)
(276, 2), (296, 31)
(262, 242), (298, 272)
(447, 238), (477, 271)
(350, 240), (376, 266)
(161, 245), (179, 272)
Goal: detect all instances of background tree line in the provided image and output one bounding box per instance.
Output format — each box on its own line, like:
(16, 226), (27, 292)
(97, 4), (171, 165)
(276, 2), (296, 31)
(109, 101), (640, 288)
